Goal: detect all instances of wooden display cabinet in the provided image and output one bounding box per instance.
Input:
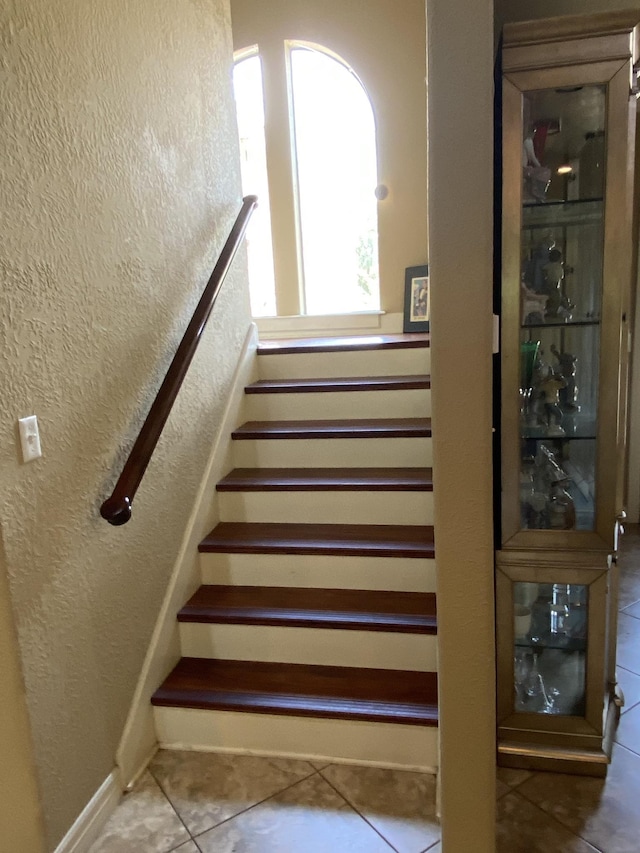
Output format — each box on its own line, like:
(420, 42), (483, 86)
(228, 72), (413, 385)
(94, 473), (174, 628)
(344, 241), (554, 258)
(497, 11), (639, 775)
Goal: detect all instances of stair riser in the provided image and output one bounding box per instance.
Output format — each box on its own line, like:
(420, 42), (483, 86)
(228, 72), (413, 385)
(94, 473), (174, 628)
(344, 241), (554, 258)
(243, 388), (431, 421)
(153, 707), (439, 771)
(258, 348), (430, 380)
(179, 623), (437, 671)
(199, 553), (436, 592)
(218, 490), (433, 526)
(233, 436), (433, 468)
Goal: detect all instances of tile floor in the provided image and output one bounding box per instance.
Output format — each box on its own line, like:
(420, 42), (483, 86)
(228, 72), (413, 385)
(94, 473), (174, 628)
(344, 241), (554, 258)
(88, 752), (440, 852)
(89, 527), (640, 853)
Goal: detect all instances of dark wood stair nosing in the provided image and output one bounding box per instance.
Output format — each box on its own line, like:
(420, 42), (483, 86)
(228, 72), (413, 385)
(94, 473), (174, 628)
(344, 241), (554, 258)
(151, 687), (438, 726)
(244, 375), (431, 394)
(215, 467), (434, 492)
(231, 418), (432, 441)
(178, 610), (437, 633)
(151, 658), (438, 727)
(198, 522), (435, 559)
(178, 586), (437, 634)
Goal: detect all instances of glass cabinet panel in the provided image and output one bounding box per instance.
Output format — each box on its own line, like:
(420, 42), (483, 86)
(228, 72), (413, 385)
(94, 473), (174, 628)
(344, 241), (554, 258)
(518, 86), (606, 533)
(513, 581), (587, 716)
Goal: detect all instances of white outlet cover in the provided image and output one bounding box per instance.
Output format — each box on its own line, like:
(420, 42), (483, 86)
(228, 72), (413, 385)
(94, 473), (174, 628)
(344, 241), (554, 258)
(18, 415), (42, 463)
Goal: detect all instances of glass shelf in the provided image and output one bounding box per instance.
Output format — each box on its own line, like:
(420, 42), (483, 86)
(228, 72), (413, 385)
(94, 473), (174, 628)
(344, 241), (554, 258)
(515, 636), (587, 653)
(521, 423), (597, 440)
(523, 198), (603, 229)
(522, 319), (600, 329)
(524, 197), (604, 207)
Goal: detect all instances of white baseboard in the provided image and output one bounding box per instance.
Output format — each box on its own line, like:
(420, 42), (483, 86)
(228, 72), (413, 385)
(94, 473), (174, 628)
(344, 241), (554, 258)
(255, 311), (404, 339)
(53, 771), (121, 853)
(116, 322), (260, 787)
(158, 741), (438, 775)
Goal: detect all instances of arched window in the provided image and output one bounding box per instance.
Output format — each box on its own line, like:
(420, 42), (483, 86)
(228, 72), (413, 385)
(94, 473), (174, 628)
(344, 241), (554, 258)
(233, 49), (276, 316)
(233, 42), (379, 317)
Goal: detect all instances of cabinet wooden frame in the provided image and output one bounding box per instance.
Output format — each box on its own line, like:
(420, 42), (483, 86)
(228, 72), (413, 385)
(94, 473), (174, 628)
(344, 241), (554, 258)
(498, 11), (640, 776)
(502, 10), (640, 78)
(496, 551), (609, 743)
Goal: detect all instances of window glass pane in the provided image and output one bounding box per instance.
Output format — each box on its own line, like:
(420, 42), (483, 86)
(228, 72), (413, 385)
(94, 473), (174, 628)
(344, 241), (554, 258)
(290, 46), (379, 315)
(233, 53), (276, 317)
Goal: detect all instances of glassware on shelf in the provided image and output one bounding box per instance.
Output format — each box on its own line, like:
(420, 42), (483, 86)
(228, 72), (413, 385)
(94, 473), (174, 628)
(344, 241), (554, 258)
(514, 649), (559, 714)
(512, 580), (588, 717)
(550, 583), (570, 636)
(521, 279), (548, 325)
(520, 340), (540, 427)
(523, 126), (552, 203)
(514, 604), (532, 640)
(565, 584), (588, 640)
(520, 443), (577, 530)
(551, 344), (579, 412)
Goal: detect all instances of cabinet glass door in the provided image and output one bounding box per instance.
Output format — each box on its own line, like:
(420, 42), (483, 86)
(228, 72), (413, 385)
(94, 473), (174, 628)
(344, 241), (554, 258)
(496, 555), (609, 752)
(519, 85), (606, 533)
(513, 580), (587, 716)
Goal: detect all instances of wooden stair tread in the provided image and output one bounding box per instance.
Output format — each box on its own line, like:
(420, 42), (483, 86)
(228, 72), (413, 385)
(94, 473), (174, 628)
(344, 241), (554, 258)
(216, 467), (433, 491)
(199, 522), (435, 558)
(245, 375), (430, 394)
(179, 586), (437, 633)
(231, 418), (432, 440)
(257, 333), (430, 356)
(151, 658), (438, 726)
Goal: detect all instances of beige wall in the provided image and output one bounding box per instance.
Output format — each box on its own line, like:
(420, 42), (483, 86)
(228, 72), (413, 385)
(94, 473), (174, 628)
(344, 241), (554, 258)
(0, 530), (45, 853)
(231, 0), (428, 316)
(0, 0), (249, 848)
(428, 1), (497, 851)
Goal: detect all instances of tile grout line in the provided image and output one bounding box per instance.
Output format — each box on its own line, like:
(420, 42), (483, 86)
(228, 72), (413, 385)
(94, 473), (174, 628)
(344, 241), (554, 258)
(509, 785), (604, 853)
(620, 699), (640, 716)
(619, 608), (640, 620)
(317, 767), (403, 853)
(496, 786), (512, 800)
(502, 773), (534, 794)
(180, 763), (323, 841)
(147, 766), (201, 849)
(613, 737), (640, 760)
(617, 663), (640, 677)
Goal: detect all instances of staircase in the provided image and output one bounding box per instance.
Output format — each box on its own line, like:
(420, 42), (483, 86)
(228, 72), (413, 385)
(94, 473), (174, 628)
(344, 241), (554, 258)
(151, 333), (438, 770)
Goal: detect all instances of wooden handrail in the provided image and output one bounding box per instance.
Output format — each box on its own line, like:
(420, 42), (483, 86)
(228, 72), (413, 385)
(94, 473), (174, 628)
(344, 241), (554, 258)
(100, 195), (258, 525)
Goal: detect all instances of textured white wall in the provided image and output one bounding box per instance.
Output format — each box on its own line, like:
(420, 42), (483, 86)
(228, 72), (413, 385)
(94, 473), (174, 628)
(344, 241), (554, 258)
(0, 0), (249, 848)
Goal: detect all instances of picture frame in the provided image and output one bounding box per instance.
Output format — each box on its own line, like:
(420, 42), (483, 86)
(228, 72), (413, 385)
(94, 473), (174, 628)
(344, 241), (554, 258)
(403, 265), (430, 333)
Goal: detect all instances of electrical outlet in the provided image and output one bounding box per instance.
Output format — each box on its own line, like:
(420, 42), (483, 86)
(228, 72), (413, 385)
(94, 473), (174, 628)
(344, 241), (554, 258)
(18, 415), (42, 463)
